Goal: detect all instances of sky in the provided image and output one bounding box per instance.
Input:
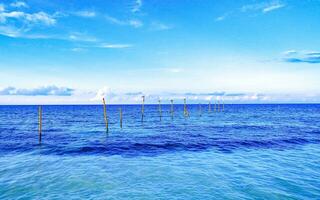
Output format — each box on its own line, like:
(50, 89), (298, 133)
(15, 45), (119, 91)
(1, 0), (320, 104)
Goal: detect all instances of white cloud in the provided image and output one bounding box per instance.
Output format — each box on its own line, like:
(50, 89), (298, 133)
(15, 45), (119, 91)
(215, 15), (226, 21)
(0, 25), (21, 37)
(68, 32), (97, 42)
(10, 1), (28, 8)
(132, 0), (142, 13)
(73, 10), (96, 18)
(150, 22), (172, 30)
(88, 90), (272, 104)
(105, 15), (124, 25)
(241, 1), (285, 13)
(0, 85), (74, 96)
(25, 11), (56, 25)
(71, 47), (86, 52)
(0, 25), (51, 39)
(105, 15), (143, 28)
(90, 86), (111, 101)
(0, 11), (56, 25)
(99, 44), (132, 49)
(129, 19), (143, 28)
(215, 12), (232, 22)
(0, 25), (97, 41)
(263, 3), (285, 13)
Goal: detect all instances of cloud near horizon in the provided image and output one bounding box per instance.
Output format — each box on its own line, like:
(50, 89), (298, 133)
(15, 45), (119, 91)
(283, 50), (320, 64)
(0, 86), (74, 96)
(89, 87), (268, 103)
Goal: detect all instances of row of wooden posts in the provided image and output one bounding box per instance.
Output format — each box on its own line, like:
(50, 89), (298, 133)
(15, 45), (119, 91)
(38, 96), (225, 143)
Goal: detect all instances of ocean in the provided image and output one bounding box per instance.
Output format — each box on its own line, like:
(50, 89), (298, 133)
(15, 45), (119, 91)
(0, 104), (320, 199)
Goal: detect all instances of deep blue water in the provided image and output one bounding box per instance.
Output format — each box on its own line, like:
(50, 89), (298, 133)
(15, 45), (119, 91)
(1, 104), (320, 199)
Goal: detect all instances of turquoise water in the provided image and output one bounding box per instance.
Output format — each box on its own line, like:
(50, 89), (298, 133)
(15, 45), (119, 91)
(0, 105), (320, 199)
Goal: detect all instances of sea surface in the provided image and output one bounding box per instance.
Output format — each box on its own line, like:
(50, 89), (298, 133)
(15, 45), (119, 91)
(0, 104), (320, 199)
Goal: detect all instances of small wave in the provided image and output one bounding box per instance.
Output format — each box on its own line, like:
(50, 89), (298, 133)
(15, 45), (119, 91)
(1, 134), (318, 157)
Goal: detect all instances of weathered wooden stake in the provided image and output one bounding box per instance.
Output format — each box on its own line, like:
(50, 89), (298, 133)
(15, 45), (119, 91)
(120, 107), (123, 128)
(184, 98), (187, 117)
(158, 99), (162, 121)
(170, 99), (174, 119)
(141, 96), (145, 122)
(102, 98), (109, 133)
(38, 105), (42, 143)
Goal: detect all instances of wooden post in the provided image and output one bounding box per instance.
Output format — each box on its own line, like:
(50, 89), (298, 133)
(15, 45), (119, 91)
(120, 107), (123, 128)
(158, 99), (162, 121)
(218, 100), (221, 112)
(170, 99), (174, 119)
(209, 101), (211, 112)
(38, 106), (42, 143)
(214, 100), (217, 112)
(141, 96), (145, 122)
(184, 98), (187, 117)
(102, 98), (108, 133)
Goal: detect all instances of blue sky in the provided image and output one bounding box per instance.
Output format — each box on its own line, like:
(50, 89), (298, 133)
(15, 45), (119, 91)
(1, 0), (320, 104)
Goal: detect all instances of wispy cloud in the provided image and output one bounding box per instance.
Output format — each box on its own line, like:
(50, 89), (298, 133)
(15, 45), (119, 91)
(0, 25), (99, 42)
(0, 11), (56, 25)
(262, 3), (285, 13)
(105, 15), (123, 25)
(0, 25), (22, 37)
(0, 23), (129, 51)
(215, 15), (226, 22)
(129, 19), (143, 28)
(70, 47), (86, 52)
(68, 32), (97, 42)
(105, 15), (143, 28)
(150, 21), (172, 30)
(73, 10), (96, 18)
(0, 2), (62, 40)
(10, 1), (28, 8)
(71, 43), (133, 52)
(98, 43), (132, 49)
(215, 12), (232, 22)
(283, 50), (320, 64)
(0, 24), (60, 39)
(0, 86), (74, 96)
(132, 0), (142, 13)
(241, 1), (285, 13)
(216, 1), (285, 22)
